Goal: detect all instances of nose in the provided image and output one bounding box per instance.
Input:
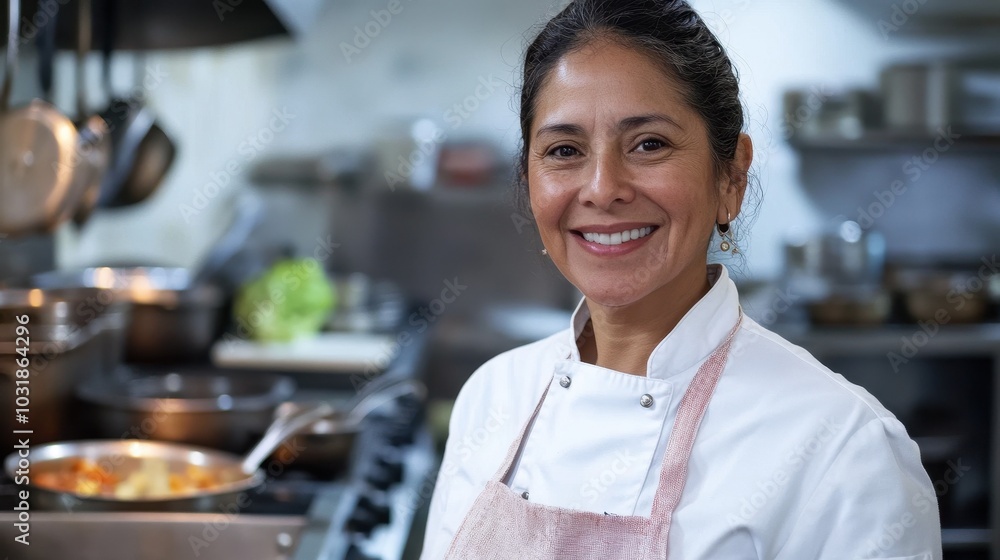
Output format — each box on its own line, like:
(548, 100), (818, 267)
(577, 150), (635, 210)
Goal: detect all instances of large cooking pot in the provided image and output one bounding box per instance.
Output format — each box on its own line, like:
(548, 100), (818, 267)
(32, 266), (224, 362)
(77, 369), (296, 453)
(4, 402), (332, 513)
(0, 287), (128, 448)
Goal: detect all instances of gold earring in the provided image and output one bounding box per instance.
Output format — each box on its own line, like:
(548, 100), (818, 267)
(717, 212), (738, 253)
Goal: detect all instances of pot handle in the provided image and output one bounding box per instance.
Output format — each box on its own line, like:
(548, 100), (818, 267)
(241, 401), (334, 475)
(345, 378), (426, 424)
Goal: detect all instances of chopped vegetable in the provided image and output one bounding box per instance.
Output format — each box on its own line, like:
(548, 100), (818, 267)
(34, 457), (236, 500)
(233, 258), (336, 342)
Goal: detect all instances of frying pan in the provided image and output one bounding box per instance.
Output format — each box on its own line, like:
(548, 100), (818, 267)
(0, 0), (80, 235)
(97, 0), (176, 209)
(4, 402), (333, 512)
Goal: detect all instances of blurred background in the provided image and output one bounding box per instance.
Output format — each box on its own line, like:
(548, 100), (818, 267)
(0, 0), (998, 558)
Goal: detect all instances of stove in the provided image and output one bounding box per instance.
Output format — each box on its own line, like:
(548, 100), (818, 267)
(0, 389), (437, 560)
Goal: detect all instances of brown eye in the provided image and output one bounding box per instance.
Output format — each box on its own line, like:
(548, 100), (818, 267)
(549, 145), (580, 158)
(636, 139), (666, 152)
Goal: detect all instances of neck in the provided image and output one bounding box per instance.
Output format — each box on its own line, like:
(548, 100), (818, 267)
(578, 262), (712, 376)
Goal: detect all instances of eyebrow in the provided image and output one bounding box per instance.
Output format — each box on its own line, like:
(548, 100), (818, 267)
(534, 113), (682, 139)
(617, 113), (683, 133)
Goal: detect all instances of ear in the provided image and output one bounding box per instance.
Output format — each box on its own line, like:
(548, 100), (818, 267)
(716, 133), (753, 225)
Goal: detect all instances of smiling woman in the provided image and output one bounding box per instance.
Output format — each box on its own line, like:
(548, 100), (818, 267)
(421, 1), (942, 559)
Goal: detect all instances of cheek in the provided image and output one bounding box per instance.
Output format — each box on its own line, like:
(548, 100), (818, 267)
(528, 169), (571, 229)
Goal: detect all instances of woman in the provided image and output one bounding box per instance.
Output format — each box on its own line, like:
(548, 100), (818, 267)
(421, 0), (942, 558)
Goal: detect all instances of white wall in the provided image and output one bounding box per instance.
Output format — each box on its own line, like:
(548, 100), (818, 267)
(56, 0), (999, 279)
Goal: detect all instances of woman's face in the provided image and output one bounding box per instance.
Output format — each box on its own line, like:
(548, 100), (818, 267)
(527, 38), (746, 307)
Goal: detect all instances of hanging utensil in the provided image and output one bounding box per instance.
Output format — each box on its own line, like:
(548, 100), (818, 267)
(0, 0), (80, 235)
(70, 0), (111, 226)
(97, 0), (176, 209)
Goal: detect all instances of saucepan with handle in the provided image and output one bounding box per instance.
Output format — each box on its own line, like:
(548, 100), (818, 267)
(3, 402), (333, 512)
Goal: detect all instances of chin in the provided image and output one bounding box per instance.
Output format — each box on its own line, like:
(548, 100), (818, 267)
(573, 277), (652, 309)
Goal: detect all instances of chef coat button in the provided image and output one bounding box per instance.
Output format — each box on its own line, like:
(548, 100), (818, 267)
(639, 394), (654, 408)
(521, 491), (529, 500)
(559, 375), (571, 388)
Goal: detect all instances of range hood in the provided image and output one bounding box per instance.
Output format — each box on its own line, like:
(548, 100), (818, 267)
(835, 0), (1000, 34)
(5, 0), (326, 50)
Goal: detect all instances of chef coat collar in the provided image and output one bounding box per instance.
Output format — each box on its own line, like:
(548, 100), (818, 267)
(565, 264), (740, 379)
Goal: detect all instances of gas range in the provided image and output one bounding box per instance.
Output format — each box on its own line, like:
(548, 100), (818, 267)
(0, 386), (438, 560)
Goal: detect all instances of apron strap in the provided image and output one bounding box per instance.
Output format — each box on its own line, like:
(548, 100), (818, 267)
(649, 312), (743, 531)
(492, 382), (552, 483)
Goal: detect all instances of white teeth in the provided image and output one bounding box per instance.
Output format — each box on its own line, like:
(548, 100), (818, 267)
(582, 226), (653, 246)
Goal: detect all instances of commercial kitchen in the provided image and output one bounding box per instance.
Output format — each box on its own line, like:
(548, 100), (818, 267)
(0, 0), (998, 558)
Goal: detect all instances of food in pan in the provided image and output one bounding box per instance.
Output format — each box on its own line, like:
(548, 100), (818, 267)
(32, 457), (235, 500)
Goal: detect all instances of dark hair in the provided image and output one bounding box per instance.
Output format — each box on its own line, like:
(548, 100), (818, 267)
(515, 0), (759, 257)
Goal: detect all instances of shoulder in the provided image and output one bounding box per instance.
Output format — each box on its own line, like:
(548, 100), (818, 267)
(727, 316), (896, 425)
(712, 316), (924, 493)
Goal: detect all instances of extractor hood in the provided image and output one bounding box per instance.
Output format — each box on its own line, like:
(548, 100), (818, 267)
(5, 0), (326, 50)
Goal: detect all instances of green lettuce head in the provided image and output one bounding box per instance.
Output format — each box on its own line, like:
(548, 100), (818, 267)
(234, 258), (336, 342)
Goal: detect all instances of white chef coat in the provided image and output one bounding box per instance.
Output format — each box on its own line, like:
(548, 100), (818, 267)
(421, 265), (942, 559)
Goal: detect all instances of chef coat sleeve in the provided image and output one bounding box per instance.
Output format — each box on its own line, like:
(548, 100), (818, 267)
(772, 417), (942, 560)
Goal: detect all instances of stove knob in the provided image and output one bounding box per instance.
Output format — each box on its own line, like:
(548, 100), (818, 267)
(345, 509), (379, 537)
(365, 454), (405, 489)
(384, 422), (417, 446)
(344, 544), (378, 560)
(357, 493), (393, 526)
(345, 493), (391, 536)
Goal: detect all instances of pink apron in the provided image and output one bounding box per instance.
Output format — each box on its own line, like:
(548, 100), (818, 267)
(444, 315), (742, 559)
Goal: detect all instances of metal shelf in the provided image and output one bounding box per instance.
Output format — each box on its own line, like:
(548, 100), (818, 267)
(773, 322), (1000, 357)
(942, 527), (992, 549)
(788, 131), (1000, 153)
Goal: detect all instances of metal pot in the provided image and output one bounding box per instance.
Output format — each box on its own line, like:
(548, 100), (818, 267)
(0, 287), (128, 448)
(32, 267), (224, 362)
(3, 403), (332, 513)
(77, 369), (296, 453)
(893, 267), (992, 324)
(0, 0), (82, 236)
(270, 377), (426, 472)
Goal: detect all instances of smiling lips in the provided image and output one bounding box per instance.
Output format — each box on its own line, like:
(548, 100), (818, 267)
(570, 224), (659, 256)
